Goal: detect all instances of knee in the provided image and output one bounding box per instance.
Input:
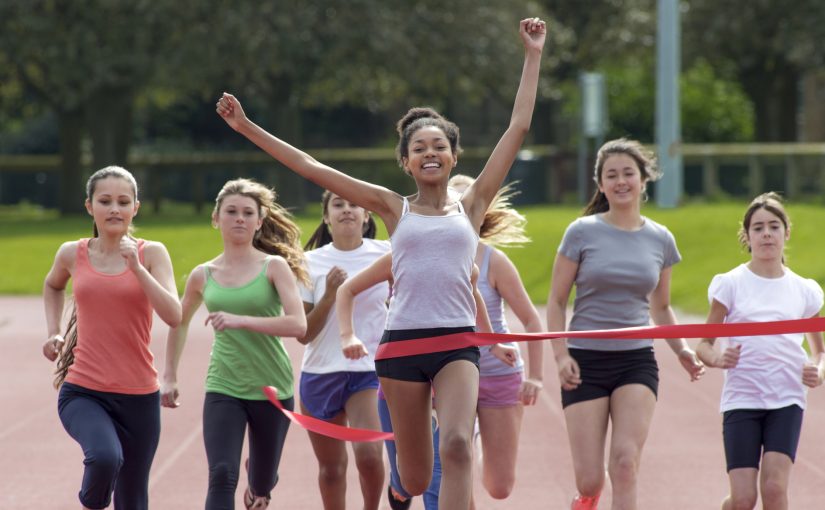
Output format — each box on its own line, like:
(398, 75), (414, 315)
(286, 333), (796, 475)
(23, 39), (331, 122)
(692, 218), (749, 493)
(484, 478), (515, 500)
(318, 459), (348, 485)
(760, 475), (788, 506)
(354, 446), (384, 477)
(439, 431), (473, 468)
(608, 451), (639, 486)
(85, 447), (123, 478)
(726, 493), (757, 510)
(208, 461), (240, 490)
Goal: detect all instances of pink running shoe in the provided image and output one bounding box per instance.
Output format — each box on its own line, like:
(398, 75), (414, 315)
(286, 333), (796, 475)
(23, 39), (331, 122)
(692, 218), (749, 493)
(571, 493), (600, 510)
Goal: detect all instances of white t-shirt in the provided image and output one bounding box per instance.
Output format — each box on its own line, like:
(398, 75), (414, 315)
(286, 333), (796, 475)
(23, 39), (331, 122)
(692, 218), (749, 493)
(300, 239), (391, 374)
(708, 263), (824, 412)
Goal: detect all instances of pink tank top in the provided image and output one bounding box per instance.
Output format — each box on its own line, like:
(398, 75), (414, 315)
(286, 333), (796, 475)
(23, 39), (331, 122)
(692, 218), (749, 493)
(64, 238), (158, 394)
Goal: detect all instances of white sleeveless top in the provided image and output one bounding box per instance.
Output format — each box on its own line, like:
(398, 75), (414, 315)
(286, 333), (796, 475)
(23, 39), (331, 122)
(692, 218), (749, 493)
(386, 197), (478, 329)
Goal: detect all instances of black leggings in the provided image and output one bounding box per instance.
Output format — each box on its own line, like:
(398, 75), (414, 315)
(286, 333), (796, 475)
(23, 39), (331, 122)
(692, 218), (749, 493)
(58, 382), (160, 510)
(203, 392), (293, 509)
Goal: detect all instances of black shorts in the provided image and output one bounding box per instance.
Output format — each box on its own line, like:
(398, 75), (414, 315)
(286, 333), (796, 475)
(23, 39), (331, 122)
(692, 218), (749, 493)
(723, 404), (804, 471)
(561, 347), (659, 408)
(374, 326), (480, 383)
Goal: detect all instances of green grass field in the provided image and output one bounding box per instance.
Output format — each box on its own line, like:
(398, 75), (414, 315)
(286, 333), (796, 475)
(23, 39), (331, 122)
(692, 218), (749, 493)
(2, 201), (824, 315)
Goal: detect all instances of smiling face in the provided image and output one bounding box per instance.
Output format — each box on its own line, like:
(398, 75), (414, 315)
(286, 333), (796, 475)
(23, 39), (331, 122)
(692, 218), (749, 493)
(402, 126), (457, 183)
(745, 207), (789, 261)
(213, 194), (263, 243)
(324, 193), (369, 240)
(85, 176), (139, 236)
(597, 154), (645, 208)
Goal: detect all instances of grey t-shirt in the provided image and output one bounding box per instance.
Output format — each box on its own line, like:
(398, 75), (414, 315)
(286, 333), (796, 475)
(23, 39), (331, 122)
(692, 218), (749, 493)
(558, 214), (681, 351)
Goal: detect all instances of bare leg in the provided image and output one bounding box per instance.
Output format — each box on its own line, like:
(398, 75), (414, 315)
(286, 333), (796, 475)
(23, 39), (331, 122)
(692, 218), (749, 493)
(344, 389), (385, 510)
(723, 467), (758, 510)
(477, 404), (524, 499)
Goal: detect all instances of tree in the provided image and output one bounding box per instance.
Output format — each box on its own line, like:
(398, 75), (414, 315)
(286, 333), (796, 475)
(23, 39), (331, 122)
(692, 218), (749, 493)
(682, 0), (825, 141)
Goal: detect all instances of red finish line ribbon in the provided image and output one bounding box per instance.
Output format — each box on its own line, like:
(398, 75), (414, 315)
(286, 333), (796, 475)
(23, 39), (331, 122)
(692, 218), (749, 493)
(374, 317), (825, 360)
(262, 386), (394, 442)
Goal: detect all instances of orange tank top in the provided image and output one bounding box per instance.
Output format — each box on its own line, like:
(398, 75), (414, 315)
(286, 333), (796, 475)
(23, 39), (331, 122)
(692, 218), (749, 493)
(64, 238), (158, 394)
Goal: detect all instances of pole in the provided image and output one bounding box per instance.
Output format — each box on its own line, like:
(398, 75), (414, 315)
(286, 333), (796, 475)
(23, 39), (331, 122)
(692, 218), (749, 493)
(655, 0), (682, 208)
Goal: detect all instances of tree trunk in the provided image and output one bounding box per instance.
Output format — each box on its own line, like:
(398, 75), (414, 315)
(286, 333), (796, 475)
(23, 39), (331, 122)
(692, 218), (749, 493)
(800, 70), (825, 141)
(86, 85), (135, 169)
(268, 81), (306, 211)
(57, 108), (87, 215)
(742, 62), (800, 142)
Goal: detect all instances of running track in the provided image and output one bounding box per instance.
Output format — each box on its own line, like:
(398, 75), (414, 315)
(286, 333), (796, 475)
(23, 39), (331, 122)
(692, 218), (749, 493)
(2, 296), (822, 509)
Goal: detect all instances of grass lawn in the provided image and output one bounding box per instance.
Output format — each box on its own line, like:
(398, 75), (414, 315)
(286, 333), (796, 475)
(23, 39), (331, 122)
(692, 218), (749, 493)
(2, 200), (824, 316)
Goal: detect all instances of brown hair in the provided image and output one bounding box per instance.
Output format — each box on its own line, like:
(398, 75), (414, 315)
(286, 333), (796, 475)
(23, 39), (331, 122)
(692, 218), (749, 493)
(304, 190), (378, 250)
(55, 166), (139, 388)
(213, 178), (309, 285)
(395, 107), (462, 171)
(583, 138), (661, 216)
(738, 192), (790, 258)
(448, 174), (529, 247)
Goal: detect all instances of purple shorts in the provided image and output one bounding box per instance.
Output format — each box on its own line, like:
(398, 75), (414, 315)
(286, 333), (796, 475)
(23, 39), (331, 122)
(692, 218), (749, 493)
(478, 372), (523, 408)
(299, 371), (379, 421)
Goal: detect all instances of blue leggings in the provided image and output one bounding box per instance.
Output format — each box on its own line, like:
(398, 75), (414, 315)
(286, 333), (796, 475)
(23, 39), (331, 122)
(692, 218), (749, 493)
(203, 392), (293, 510)
(57, 382), (160, 510)
(377, 397), (441, 509)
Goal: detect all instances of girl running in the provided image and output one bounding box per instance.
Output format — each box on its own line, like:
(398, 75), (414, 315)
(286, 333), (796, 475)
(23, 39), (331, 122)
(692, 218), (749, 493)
(546, 139), (705, 510)
(42, 166), (181, 510)
(297, 191), (389, 510)
(215, 18), (545, 508)
(161, 178), (307, 509)
(696, 192), (824, 510)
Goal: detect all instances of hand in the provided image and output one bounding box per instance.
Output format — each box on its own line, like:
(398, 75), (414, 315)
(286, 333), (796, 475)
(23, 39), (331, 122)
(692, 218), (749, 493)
(678, 348), (706, 381)
(556, 354), (581, 391)
(716, 344), (741, 369)
(519, 17), (547, 52)
(42, 334), (64, 362)
(160, 380), (180, 408)
(491, 343), (518, 367)
(119, 236), (141, 272)
(323, 267), (348, 301)
(802, 362), (824, 389)
(519, 377), (543, 406)
(341, 335), (368, 360)
(205, 311), (243, 331)
(216, 92), (248, 131)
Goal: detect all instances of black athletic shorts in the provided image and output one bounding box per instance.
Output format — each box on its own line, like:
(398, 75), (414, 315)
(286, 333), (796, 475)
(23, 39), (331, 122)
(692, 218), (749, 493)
(723, 404), (804, 471)
(374, 326), (480, 382)
(561, 347), (659, 408)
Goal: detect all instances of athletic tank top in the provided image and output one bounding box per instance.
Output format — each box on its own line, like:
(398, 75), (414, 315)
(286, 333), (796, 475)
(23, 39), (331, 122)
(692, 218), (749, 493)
(66, 238), (157, 394)
(477, 244), (523, 376)
(386, 197), (478, 329)
(203, 258), (294, 400)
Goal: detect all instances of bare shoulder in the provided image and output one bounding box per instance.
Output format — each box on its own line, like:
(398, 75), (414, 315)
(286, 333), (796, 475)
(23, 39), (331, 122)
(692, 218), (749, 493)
(54, 240), (80, 266)
(141, 240), (171, 259)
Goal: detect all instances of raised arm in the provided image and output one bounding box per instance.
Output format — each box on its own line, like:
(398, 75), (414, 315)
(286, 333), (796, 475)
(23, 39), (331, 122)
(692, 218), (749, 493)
(650, 267), (704, 381)
(297, 266), (347, 345)
(336, 252), (392, 359)
(161, 267), (206, 408)
(42, 242), (75, 361)
(216, 93), (400, 228)
(463, 17), (546, 227)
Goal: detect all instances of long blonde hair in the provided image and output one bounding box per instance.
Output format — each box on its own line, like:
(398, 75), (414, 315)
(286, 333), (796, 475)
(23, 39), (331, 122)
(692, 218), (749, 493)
(55, 166), (139, 388)
(448, 174), (529, 247)
(213, 178), (309, 285)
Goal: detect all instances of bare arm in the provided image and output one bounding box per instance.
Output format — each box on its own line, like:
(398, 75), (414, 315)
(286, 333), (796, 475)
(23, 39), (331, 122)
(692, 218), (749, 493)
(297, 266), (347, 345)
(216, 93), (400, 230)
(337, 253), (393, 360)
(491, 249), (544, 402)
(42, 242), (75, 361)
(650, 267), (704, 381)
(546, 253), (581, 390)
(694, 299), (742, 369)
(463, 18), (545, 227)
(204, 257), (307, 338)
(134, 241), (182, 327)
(803, 313), (825, 388)
(161, 267), (206, 408)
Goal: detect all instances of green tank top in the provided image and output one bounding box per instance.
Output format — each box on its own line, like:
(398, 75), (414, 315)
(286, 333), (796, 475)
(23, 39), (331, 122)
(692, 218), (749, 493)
(202, 258), (294, 400)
